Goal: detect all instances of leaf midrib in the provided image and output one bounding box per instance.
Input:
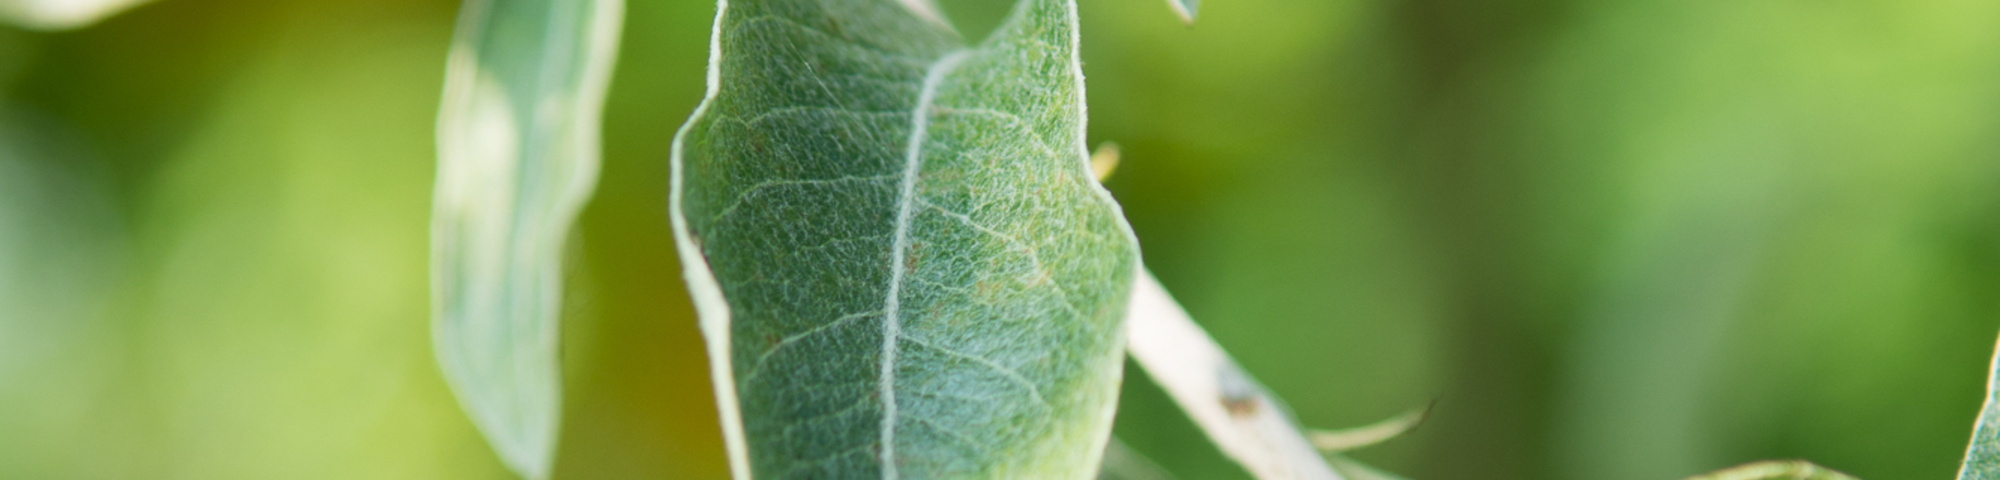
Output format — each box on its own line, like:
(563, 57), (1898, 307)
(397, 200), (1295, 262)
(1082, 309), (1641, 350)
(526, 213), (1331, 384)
(878, 47), (974, 480)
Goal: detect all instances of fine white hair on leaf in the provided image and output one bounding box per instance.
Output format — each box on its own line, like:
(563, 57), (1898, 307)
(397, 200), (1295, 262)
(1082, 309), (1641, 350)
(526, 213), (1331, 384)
(1959, 333), (2000, 480)
(674, 0), (1138, 477)
(669, 0), (752, 476)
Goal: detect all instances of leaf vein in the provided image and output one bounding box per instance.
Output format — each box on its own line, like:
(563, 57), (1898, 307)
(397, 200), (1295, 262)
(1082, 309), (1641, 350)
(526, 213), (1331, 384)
(778, 397), (873, 439)
(933, 106), (1061, 159)
(916, 200), (1093, 332)
(726, 105), (906, 130)
(710, 174), (898, 224)
(900, 334), (1049, 408)
(907, 413), (989, 457)
(742, 311), (880, 387)
(732, 15), (934, 65)
(878, 48), (974, 480)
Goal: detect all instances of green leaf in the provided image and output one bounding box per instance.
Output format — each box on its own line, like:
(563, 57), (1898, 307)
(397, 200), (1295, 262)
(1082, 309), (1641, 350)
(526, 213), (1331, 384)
(670, 0), (1141, 477)
(1683, 460), (1859, 480)
(1961, 336), (2000, 480)
(0, 109), (128, 477)
(430, 0), (621, 477)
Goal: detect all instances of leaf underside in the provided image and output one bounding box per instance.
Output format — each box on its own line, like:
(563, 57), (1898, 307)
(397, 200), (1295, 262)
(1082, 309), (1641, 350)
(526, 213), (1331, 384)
(672, 0), (1140, 478)
(430, 0), (621, 477)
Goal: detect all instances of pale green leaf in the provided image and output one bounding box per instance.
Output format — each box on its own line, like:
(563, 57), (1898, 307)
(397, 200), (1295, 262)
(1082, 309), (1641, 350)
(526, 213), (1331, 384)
(430, 0), (621, 477)
(670, 0), (1141, 477)
(1961, 335), (2000, 480)
(1684, 460), (1859, 480)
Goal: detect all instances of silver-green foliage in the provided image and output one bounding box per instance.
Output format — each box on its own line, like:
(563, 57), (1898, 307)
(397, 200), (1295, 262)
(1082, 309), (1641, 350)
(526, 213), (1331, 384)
(1961, 339), (2000, 480)
(430, 0), (621, 477)
(671, 0), (1141, 477)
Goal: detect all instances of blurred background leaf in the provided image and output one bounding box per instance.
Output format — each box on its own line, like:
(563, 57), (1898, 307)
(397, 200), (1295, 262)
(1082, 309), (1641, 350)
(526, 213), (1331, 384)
(1, 0), (1997, 478)
(429, 0), (621, 476)
(0, 0), (155, 31)
(0, 104), (131, 479)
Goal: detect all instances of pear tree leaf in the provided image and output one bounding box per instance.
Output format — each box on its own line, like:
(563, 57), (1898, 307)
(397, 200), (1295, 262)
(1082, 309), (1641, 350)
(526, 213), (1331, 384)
(670, 0), (1141, 477)
(430, 0), (621, 477)
(1960, 335), (2000, 480)
(1683, 460), (1859, 480)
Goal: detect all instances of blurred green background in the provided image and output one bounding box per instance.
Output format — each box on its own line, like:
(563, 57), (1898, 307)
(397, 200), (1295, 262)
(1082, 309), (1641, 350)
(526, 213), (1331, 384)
(3, 0), (1999, 478)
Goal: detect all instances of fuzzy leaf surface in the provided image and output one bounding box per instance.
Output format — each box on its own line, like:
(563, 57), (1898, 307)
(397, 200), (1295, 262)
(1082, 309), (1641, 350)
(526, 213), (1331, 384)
(671, 0), (1140, 477)
(1962, 336), (2000, 480)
